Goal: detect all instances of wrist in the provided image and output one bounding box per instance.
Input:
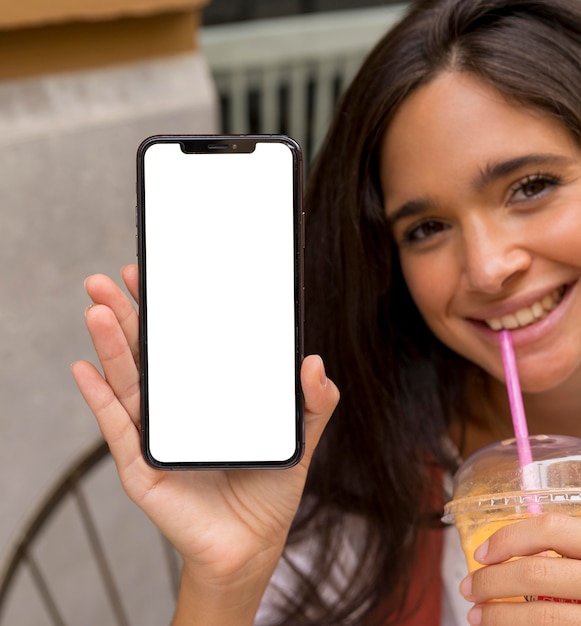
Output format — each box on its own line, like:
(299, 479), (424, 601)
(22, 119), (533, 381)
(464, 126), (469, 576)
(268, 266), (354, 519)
(170, 553), (278, 626)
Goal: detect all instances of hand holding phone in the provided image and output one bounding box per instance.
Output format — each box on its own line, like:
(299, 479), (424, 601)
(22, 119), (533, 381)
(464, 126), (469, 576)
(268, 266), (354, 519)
(72, 267), (339, 623)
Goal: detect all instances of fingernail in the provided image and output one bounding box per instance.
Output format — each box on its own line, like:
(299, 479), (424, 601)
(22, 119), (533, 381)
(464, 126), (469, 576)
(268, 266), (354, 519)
(467, 605), (482, 625)
(460, 572), (474, 600)
(474, 539), (489, 563)
(84, 304), (94, 317)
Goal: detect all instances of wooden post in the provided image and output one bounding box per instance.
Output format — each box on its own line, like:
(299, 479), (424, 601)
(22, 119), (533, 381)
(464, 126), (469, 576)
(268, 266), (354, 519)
(0, 0), (210, 80)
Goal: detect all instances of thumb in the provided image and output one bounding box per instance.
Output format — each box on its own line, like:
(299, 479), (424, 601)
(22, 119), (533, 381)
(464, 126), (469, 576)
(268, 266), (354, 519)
(300, 354), (339, 464)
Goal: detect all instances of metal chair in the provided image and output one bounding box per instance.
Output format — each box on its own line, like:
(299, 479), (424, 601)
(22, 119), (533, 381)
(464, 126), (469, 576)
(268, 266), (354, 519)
(0, 439), (180, 626)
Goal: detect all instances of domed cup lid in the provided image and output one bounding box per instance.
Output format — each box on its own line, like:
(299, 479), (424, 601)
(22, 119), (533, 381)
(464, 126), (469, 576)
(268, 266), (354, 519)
(443, 434), (581, 522)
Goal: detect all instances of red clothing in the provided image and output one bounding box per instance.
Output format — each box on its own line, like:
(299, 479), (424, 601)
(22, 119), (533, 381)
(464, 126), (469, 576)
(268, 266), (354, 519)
(367, 524), (443, 625)
(397, 526), (443, 626)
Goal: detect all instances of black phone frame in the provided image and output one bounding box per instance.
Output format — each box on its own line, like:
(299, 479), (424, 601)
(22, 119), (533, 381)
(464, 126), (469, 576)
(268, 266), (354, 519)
(136, 134), (305, 470)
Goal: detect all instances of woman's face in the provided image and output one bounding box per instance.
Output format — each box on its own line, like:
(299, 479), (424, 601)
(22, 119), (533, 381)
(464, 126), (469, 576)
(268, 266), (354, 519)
(380, 72), (581, 393)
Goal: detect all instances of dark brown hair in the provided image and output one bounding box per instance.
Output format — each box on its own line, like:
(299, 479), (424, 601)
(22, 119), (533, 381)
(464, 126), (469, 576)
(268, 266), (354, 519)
(275, 0), (581, 623)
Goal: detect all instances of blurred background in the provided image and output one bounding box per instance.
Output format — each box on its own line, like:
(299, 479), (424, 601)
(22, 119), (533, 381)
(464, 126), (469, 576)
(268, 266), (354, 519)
(0, 1), (405, 623)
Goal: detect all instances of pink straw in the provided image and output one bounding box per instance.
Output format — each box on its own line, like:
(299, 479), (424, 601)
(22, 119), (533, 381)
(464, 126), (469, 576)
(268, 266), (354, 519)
(499, 330), (542, 514)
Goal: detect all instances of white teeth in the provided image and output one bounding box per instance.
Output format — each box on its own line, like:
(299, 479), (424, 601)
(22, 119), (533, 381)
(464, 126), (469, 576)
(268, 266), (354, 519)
(542, 293), (555, 310)
(499, 314), (519, 329)
(531, 302), (544, 319)
(485, 287), (565, 331)
(488, 318), (503, 331)
(515, 308), (535, 326)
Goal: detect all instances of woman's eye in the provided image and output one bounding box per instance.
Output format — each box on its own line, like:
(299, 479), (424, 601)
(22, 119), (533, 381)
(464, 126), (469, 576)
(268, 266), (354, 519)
(510, 173), (560, 203)
(403, 220), (447, 243)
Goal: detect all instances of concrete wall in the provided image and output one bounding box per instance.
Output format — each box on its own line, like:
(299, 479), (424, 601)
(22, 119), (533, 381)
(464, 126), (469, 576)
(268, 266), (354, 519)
(0, 51), (217, 623)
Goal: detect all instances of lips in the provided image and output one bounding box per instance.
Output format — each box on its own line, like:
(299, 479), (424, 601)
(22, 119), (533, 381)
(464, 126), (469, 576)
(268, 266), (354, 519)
(485, 286), (566, 331)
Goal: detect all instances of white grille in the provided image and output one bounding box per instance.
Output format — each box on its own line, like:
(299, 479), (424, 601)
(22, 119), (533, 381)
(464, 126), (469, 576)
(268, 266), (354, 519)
(201, 5), (407, 164)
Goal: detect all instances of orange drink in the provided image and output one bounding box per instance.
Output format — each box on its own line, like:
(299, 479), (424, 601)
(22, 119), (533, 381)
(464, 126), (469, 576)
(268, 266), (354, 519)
(443, 435), (581, 602)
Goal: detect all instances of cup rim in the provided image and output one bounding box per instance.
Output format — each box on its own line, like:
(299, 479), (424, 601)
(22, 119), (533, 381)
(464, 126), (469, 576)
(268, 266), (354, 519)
(442, 488), (581, 523)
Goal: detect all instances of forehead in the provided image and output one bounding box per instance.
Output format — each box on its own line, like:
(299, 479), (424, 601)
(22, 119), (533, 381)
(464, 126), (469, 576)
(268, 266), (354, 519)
(380, 72), (577, 213)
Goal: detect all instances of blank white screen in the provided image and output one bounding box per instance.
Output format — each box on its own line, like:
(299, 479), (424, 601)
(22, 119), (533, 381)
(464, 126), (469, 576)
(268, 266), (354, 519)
(143, 141), (299, 464)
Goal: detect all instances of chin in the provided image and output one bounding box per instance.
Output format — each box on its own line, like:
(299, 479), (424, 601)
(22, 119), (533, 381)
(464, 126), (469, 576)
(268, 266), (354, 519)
(514, 361), (579, 395)
(472, 354), (577, 396)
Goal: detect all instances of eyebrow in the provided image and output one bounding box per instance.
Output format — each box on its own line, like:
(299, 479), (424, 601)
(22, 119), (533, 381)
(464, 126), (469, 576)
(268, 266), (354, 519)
(473, 153), (572, 191)
(386, 198), (435, 226)
(386, 153), (573, 226)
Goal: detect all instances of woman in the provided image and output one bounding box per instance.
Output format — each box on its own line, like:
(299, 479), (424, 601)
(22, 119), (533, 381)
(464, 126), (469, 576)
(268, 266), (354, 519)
(72, 0), (581, 623)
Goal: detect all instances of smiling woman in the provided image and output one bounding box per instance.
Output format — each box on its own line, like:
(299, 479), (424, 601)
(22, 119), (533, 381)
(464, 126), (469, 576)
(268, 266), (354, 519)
(381, 71), (581, 395)
(72, 0), (581, 625)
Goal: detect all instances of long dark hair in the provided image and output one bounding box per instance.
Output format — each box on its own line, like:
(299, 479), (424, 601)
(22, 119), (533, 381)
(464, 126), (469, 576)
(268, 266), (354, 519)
(276, 0), (581, 624)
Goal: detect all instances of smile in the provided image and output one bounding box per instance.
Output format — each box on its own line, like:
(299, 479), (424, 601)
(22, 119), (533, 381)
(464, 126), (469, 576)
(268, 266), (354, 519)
(485, 286), (566, 331)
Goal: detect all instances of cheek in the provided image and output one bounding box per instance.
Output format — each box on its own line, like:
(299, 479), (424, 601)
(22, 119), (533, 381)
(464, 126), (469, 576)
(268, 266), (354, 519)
(549, 218), (581, 264)
(535, 198), (581, 260)
(400, 257), (453, 326)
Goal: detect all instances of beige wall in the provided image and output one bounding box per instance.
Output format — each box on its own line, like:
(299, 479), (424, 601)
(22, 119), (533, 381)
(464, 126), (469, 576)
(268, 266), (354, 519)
(0, 2), (218, 621)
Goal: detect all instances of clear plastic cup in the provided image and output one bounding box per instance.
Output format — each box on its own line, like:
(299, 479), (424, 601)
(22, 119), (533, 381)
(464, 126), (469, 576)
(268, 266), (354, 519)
(443, 434), (581, 602)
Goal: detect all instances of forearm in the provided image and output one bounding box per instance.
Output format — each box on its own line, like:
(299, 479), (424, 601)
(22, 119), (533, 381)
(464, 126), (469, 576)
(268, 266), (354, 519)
(170, 561), (271, 626)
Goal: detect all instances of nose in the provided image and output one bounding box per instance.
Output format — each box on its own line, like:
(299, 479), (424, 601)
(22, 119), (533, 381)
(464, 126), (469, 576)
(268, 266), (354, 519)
(460, 218), (532, 294)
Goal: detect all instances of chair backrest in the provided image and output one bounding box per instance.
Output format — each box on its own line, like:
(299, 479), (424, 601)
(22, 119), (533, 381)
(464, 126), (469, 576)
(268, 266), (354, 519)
(0, 439), (180, 626)
(201, 5), (407, 165)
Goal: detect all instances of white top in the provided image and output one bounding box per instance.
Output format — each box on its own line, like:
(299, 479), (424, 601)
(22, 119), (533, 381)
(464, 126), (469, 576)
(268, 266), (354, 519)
(257, 513), (472, 625)
(442, 525), (473, 625)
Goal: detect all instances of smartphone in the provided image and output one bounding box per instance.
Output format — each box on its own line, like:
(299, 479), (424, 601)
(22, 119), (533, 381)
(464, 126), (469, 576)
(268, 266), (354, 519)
(136, 135), (304, 469)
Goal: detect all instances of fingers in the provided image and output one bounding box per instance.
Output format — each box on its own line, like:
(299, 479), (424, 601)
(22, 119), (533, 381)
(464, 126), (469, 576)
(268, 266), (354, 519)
(121, 263), (139, 303)
(464, 554), (581, 604)
(467, 599), (581, 626)
(300, 355), (339, 464)
(476, 513), (581, 564)
(71, 360), (142, 473)
(85, 272), (139, 366)
(71, 359), (160, 507)
(84, 303), (140, 424)
(461, 514), (581, 624)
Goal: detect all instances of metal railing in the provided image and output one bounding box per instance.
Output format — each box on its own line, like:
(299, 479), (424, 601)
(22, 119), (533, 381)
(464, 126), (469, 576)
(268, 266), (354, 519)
(201, 5), (407, 164)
